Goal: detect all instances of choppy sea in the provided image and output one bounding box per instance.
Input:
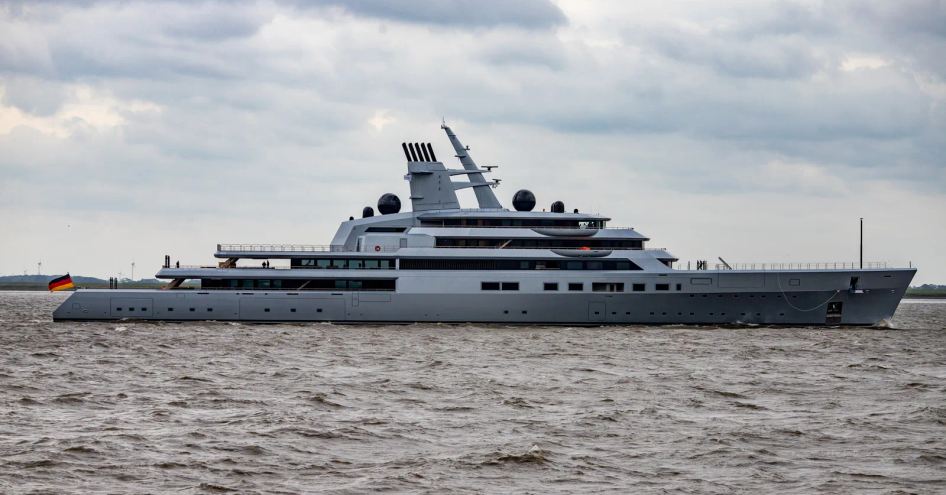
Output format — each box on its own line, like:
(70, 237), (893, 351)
(1, 292), (944, 494)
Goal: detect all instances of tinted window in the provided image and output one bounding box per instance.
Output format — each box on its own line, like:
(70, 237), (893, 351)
(482, 282), (500, 290)
(633, 283), (645, 292)
(568, 283), (583, 291)
(544, 282), (558, 291)
(501, 282), (519, 291)
(656, 283), (670, 291)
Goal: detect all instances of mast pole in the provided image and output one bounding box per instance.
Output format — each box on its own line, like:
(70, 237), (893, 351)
(859, 217), (863, 269)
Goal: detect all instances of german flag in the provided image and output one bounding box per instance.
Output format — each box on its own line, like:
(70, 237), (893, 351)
(48, 274), (75, 292)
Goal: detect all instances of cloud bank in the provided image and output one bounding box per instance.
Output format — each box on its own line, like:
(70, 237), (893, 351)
(1, 0), (943, 283)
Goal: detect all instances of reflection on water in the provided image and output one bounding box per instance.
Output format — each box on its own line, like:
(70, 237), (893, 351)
(1, 292), (944, 493)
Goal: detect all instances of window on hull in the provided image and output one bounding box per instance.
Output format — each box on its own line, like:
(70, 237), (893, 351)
(200, 278), (396, 291)
(399, 258), (641, 271)
(592, 282), (624, 292)
(481, 282), (519, 291)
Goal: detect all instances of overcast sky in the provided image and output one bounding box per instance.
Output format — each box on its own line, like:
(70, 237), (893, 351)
(1, 0), (944, 283)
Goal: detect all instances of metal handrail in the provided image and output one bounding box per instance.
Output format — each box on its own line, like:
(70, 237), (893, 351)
(217, 244), (344, 252)
(431, 246), (668, 251)
(415, 224), (633, 230)
(216, 243), (668, 253)
(704, 261), (889, 271)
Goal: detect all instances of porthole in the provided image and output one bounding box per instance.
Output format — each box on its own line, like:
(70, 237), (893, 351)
(290, 308), (296, 313)
(317, 308), (323, 313)
(264, 308), (271, 312)
(168, 308), (174, 312)
(503, 310), (509, 314)
(189, 308), (195, 312)
(207, 308), (213, 312)
(521, 310), (527, 315)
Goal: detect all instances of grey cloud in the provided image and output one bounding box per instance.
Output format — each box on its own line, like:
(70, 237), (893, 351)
(285, 0), (566, 29)
(0, 76), (69, 116)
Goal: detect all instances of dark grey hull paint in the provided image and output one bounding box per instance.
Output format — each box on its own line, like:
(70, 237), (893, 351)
(53, 268), (915, 326)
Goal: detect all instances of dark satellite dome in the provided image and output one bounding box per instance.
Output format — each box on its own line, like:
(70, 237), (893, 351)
(512, 189), (536, 212)
(377, 193), (401, 215)
(362, 206), (374, 218)
(551, 200), (565, 213)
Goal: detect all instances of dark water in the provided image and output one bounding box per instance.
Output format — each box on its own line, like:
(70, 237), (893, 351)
(1, 292), (944, 494)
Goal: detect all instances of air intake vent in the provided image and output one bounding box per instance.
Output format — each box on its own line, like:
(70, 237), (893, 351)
(401, 142), (437, 162)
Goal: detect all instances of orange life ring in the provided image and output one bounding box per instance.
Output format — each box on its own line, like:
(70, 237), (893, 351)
(374, 245), (381, 252)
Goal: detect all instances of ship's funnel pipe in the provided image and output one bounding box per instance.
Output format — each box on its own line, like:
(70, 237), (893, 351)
(419, 142), (431, 161)
(401, 143), (411, 161)
(426, 143), (436, 161)
(408, 143), (419, 161)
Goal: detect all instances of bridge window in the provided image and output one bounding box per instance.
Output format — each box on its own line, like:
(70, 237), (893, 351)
(292, 258), (395, 269)
(398, 258), (640, 270)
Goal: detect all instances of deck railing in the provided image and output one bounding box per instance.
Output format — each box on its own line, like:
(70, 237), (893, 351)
(217, 244), (344, 253)
(705, 261), (889, 271)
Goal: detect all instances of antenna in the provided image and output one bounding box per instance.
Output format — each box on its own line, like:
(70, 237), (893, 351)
(859, 218), (863, 269)
(37, 262), (42, 275)
(131, 261), (136, 281)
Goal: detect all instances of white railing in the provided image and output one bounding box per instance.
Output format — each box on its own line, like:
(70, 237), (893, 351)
(703, 261), (889, 271)
(217, 244), (344, 253)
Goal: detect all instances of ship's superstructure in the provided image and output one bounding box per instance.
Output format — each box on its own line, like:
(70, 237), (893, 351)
(53, 125), (915, 325)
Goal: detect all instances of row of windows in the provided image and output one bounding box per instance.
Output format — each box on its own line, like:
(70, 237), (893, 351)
(421, 219), (605, 228)
(435, 238), (643, 249)
(286, 258), (643, 271)
(481, 282), (685, 292)
(292, 259), (396, 269)
(200, 278), (396, 291)
(398, 259), (641, 271)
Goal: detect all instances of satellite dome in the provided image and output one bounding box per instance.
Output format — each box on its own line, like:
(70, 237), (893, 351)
(551, 201), (565, 213)
(512, 189), (536, 212)
(377, 193), (401, 215)
(362, 206), (374, 218)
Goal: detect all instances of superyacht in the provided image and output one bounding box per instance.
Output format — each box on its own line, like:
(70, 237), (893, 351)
(54, 124), (914, 325)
